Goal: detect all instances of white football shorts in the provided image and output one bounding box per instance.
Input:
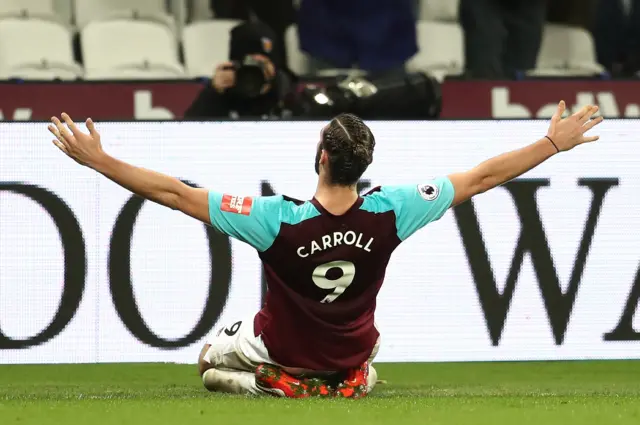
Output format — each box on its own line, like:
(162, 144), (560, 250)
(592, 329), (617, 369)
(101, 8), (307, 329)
(203, 315), (380, 376)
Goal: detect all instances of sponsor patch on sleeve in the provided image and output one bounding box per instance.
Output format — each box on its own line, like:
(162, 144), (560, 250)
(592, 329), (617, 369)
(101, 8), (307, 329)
(418, 183), (439, 201)
(221, 194), (253, 215)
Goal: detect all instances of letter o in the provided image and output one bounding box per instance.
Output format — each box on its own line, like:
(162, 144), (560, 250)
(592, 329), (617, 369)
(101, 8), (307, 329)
(0, 183), (86, 349)
(108, 182), (232, 349)
(344, 231), (357, 245)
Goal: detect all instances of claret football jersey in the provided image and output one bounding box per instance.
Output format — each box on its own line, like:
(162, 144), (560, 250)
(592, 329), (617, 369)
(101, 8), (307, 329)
(208, 177), (455, 371)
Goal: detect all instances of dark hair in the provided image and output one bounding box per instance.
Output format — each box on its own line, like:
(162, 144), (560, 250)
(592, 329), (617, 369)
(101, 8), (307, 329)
(321, 113), (375, 186)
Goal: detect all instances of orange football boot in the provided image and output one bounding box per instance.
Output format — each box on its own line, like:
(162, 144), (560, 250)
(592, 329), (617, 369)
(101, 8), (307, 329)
(334, 362), (369, 399)
(255, 364), (332, 398)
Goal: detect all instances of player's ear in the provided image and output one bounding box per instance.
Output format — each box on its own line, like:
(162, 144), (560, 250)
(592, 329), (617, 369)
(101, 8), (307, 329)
(320, 149), (329, 164)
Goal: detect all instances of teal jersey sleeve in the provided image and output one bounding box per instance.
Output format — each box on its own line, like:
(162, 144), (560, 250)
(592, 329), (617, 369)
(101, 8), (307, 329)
(207, 192), (283, 252)
(381, 177), (455, 241)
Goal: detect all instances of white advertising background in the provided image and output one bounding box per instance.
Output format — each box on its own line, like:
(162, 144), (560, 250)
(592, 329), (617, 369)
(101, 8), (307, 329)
(0, 120), (638, 364)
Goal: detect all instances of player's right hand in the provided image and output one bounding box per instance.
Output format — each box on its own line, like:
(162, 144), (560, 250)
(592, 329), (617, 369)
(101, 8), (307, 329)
(212, 62), (236, 93)
(48, 113), (105, 168)
(546, 101), (604, 152)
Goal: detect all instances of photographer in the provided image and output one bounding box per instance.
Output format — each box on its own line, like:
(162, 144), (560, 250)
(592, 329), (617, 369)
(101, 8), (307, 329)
(184, 21), (293, 120)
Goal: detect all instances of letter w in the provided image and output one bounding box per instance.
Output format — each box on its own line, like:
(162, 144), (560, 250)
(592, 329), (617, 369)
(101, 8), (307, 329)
(454, 178), (618, 345)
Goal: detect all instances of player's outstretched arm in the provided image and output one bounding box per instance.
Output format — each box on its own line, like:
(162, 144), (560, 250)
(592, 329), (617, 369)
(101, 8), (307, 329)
(48, 113), (210, 224)
(448, 101), (603, 207)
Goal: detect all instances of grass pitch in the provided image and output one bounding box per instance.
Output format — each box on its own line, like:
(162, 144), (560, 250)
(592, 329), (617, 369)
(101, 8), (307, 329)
(1, 361), (639, 424)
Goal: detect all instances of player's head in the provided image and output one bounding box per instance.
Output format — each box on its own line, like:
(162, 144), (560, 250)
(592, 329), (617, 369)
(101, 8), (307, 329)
(315, 114), (375, 186)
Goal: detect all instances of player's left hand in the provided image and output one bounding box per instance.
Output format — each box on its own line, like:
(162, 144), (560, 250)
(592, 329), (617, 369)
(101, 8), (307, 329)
(48, 113), (105, 168)
(546, 101), (604, 152)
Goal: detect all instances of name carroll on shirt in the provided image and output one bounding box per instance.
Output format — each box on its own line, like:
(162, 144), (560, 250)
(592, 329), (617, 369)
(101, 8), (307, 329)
(297, 231), (374, 258)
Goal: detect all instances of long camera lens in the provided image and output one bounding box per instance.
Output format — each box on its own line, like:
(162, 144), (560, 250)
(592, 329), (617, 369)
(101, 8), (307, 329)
(235, 57), (267, 98)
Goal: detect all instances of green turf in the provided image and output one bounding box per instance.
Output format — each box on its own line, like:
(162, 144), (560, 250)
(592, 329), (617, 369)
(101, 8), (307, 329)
(1, 361), (639, 424)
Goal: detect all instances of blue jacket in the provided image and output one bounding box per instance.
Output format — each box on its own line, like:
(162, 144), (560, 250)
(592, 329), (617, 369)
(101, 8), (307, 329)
(297, 0), (418, 72)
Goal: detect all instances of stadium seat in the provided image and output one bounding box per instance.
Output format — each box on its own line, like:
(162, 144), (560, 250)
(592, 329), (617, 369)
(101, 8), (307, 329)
(53, 0), (73, 24)
(168, 0), (188, 35)
(81, 20), (183, 78)
(74, 0), (172, 29)
(407, 21), (464, 81)
(0, 18), (82, 80)
(418, 0), (460, 21)
(0, 66), (82, 80)
(0, 0), (60, 22)
(188, 0), (214, 21)
(285, 24), (310, 76)
(526, 68), (591, 77)
(531, 24), (606, 76)
(285, 24), (361, 77)
(85, 65), (184, 80)
(182, 19), (240, 78)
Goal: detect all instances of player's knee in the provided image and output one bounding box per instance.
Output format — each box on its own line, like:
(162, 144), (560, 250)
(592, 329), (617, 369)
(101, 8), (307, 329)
(198, 344), (214, 377)
(201, 368), (219, 392)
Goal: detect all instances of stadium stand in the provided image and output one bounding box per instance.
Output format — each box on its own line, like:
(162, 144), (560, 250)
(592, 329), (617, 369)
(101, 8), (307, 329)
(53, 0), (73, 24)
(84, 66), (184, 80)
(182, 19), (240, 78)
(0, 0), (59, 21)
(189, 0), (215, 21)
(74, 0), (172, 29)
(81, 19), (184, 80)
(284, 24), (309, 76)
(0, 0), (617, 82)
(530, 24), (606, 76)
(418, 0), (460, 21)
(407, 21), (465, 81)
(0, 18), (82, 80)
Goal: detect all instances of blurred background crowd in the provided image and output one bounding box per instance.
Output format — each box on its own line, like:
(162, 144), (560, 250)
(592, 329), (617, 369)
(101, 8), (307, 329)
(0, 0), (638, 120)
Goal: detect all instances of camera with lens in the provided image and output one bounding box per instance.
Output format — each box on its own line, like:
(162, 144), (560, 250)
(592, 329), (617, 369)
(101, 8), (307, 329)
(225, 56), (269, 98)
